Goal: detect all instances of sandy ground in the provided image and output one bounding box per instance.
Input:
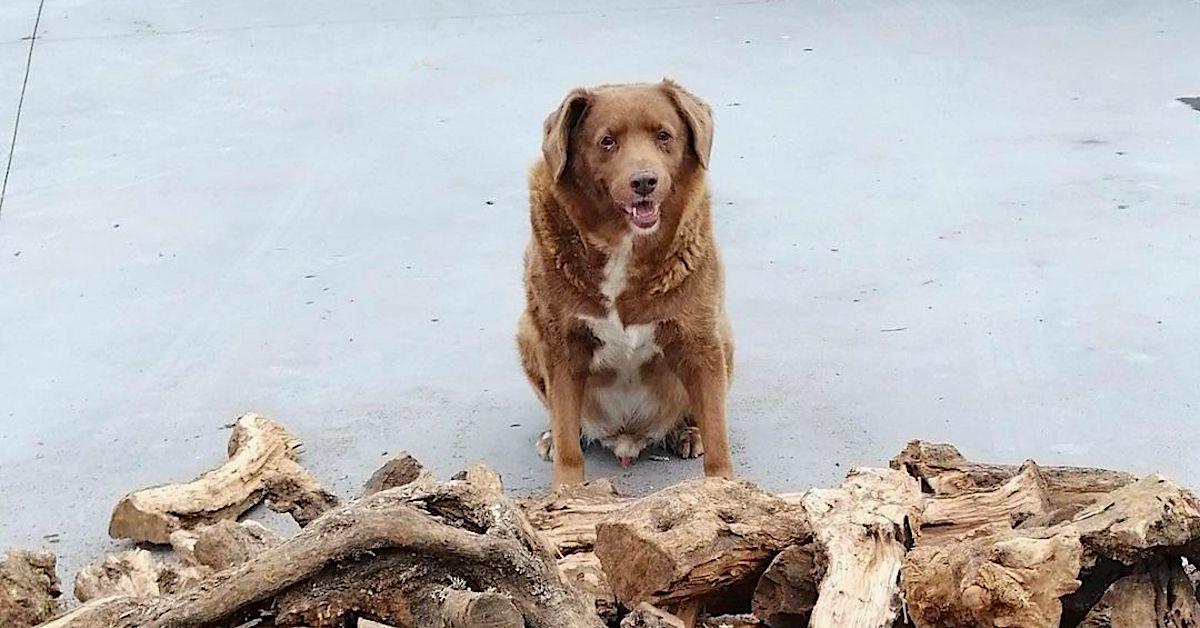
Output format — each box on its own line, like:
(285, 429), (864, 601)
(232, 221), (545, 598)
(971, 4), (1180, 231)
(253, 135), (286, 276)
(1, 0), (1198, 582)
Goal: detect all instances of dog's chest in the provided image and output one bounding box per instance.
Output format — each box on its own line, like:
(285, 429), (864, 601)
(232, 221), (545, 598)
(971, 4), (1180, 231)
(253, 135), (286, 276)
(580, 236), (660, 374)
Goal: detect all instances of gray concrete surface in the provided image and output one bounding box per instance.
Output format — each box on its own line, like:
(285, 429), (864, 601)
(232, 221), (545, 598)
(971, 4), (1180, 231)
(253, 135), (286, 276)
(1, 0), (1199, 581)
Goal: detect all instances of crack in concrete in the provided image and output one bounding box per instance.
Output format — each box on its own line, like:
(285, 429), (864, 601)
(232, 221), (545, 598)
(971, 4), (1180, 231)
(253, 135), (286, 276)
(0, 0), (45, 224)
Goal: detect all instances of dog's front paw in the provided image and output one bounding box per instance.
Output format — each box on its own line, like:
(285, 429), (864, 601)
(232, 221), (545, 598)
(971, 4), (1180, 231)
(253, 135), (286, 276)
(536, 430), (554, 461)
(669, 425), (704, 459)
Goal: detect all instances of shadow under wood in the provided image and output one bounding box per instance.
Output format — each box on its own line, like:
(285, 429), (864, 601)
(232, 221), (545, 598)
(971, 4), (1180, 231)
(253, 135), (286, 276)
(1058, 555), (1131, 628)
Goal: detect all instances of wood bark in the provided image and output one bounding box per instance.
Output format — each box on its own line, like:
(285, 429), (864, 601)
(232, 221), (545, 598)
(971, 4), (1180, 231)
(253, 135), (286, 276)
(1078, 558), (1200, 628)
(47, 465), (602, 628)
(0, 549), (60, 628)
(891, 440), (1135, 511)
(108, 413), (337, 543)
(903, 527), (1083, 628)
(801, 467), (923, 628)
(595, 478), (811, 608)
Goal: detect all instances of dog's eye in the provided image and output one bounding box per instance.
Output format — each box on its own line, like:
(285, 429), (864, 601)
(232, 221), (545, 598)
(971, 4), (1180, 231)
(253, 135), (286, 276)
(599, 136), (616, 150)
(657, 130), (672, 142)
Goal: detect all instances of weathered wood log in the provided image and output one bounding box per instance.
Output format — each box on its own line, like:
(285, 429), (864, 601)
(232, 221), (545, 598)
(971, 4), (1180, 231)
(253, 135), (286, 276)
(440, 588), (524, 628)
(621, 602), (687, 628)
(751, 542), (820, 627)
(1078, 558), (1200, 627)
(1058, 473), (1200, 625)
(801, 467), (923, 628)
(50, 464), (602, 628)
(0, 548), (60, 628)
(905, 473), (1200, 627)
(920, 460), (1052, 544)
(595, 478), (811, 608)
(361, 451), (430, 495)
(520, 479), (630, 554)
(1068, 474), (1200, 565)
(903, 527), (1083, 628)
(108, 413), (338, 543)
(169, 520), (284, 571)
(891, 440), (1135, 511)
(519, 480), (627, 621)
(74, 549), (203, 603)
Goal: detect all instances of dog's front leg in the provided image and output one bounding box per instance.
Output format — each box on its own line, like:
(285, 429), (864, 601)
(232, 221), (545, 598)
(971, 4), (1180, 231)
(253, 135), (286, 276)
(546, 364), (587, 487)
(683, 345), (734, 479)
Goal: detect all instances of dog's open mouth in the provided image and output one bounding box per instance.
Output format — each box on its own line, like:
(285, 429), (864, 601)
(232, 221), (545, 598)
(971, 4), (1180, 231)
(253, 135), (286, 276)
(624, 200), (660, 230)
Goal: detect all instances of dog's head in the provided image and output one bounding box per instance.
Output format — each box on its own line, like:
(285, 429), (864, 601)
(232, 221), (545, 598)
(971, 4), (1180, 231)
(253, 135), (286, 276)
(542, 79), (713, 236)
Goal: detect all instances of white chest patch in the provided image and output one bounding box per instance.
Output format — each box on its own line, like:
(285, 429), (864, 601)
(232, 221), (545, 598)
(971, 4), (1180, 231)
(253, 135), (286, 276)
(578, 235), (667, 437)
(578, 235), (691, 451)
(582, 236), (660, 372)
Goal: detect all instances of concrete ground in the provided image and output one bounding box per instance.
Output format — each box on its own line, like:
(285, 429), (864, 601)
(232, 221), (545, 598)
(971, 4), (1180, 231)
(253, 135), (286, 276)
(1, 0), (1198, 581)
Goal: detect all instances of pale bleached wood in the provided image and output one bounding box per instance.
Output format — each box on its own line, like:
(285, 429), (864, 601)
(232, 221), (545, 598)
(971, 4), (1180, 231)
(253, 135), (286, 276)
(801, 467), (923, 628)
(891, 440), (1135, 511)
(1068, 474), (1200, 565)
(903, 527), (1082, 628)
(919, 460), (1052, 544)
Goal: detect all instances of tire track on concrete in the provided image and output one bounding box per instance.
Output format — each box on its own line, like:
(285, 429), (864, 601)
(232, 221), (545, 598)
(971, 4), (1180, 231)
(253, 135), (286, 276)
(0, 0), (44, 223)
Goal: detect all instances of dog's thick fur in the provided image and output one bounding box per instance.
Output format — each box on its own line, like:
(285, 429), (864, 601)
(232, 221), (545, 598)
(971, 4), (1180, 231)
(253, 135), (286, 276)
(517, 80), (734, 487)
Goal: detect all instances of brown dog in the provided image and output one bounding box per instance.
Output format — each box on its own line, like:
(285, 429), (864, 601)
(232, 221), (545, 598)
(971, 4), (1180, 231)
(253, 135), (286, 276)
(517, 79), (734, 487)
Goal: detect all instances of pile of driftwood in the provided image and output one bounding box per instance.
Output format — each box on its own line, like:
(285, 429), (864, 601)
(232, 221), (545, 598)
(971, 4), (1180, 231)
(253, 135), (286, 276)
(4, 413), (1200, 628)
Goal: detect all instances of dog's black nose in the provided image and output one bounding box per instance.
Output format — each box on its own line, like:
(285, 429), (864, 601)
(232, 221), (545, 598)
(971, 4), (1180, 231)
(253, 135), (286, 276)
(630, 171), (658, 196)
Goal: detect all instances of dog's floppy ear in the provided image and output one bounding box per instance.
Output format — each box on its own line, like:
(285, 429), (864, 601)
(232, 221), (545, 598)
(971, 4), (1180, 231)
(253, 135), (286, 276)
(542, 87), (590, 181)
(661, 78), (714, 169)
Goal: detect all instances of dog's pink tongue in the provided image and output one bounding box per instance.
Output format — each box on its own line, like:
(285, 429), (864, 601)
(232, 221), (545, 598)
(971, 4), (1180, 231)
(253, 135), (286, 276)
(620, 457), (632, 468)
(631, 204), (658, 228)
